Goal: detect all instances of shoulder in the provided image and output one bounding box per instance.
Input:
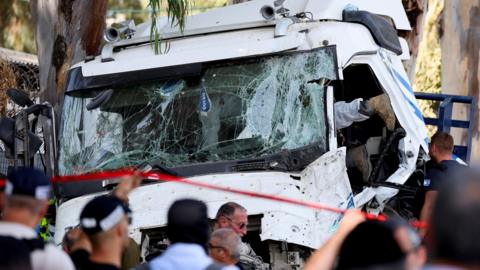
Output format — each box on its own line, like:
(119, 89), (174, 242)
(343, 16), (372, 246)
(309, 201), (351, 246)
(222, 265), (240, 270)
(441, 160), (467, 176)
(148, 255), (174, 270)
(443, 159), (466, 169)
(32, 243), (75, 270)
(205, 263), (240, 270)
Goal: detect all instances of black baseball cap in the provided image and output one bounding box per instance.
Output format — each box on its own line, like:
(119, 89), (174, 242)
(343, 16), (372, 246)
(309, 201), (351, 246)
(80, 195), (131, 235)
(6, 167), (50, 200)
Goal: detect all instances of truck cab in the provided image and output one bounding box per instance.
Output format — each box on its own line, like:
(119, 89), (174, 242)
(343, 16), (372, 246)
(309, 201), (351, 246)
(54, 0), (429, 268)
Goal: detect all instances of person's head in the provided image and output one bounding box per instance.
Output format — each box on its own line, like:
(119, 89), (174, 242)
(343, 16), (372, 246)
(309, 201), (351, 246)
(215, 202), (248, 237)
(80, 195), (131, 254)
(3, 167), (50, 227)
(167, 199), (209, 248)
(336, 221), (407, 270)
(208, 228), (241, 265)
(428, 170), (480, 267)
(429, 132), (454, 163)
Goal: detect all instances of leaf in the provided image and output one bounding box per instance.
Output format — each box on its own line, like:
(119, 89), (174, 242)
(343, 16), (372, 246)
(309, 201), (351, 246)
(148, 0), (192, 54)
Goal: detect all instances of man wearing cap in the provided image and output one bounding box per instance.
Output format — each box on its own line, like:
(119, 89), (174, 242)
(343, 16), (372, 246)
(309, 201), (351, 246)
(149, 199), (239, 270)
(0, 166), (75, 270)
(71, 195), (132, 270)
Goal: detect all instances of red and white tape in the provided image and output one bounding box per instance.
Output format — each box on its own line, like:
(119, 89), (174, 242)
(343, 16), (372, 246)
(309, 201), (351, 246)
(51, 168), (427, 229)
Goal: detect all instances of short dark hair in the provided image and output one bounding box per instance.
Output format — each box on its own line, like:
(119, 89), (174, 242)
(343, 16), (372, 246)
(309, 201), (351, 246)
(167, 199), (209, 246)
(336, 221), (405, 270)
(215, 202), (246, 220)
(430, 169), (480, 265)
(430, 132), (454, 154)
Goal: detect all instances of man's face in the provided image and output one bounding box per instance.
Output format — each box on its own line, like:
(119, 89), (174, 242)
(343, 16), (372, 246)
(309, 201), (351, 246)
(219, 209), (248, 237)
(208, 237), (230, 264)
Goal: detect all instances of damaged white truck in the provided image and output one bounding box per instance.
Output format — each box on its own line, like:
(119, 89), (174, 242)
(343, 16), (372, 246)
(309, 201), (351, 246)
(51, 0), (429, 269)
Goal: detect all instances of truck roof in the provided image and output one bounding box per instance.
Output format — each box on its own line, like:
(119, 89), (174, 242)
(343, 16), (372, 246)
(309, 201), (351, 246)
(116, 0), (410, 47)
(67, 0), (411, 88)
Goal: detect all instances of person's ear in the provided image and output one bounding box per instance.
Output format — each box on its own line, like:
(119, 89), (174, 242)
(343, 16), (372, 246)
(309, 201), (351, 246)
(115, 222), (125, 238)
(218, 216), (228, 227)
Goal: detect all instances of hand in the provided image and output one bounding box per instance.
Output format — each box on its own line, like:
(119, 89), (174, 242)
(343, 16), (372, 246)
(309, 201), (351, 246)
(112, 172), (142, 202)
(304, 209), (366, 270)
(336, 209), (366, 237)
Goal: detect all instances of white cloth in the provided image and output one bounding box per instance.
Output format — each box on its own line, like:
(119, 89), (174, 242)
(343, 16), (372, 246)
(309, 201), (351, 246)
(239, 242), (269, 270)
(149, 243), (239, 270)
(334, 98), (370, 129)
(0, 222), (75, 270)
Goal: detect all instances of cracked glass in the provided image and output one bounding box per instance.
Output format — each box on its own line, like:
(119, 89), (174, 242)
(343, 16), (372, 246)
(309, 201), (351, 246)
(59, 47), (337, 175)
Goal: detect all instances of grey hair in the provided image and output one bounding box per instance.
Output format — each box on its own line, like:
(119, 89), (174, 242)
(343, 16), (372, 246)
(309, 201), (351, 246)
(211, 228), (241, 261)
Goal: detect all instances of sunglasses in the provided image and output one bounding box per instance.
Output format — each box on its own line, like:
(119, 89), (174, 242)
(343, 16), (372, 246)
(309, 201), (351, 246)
(223, 215), (247, 230)
(207, 243), (226, 251)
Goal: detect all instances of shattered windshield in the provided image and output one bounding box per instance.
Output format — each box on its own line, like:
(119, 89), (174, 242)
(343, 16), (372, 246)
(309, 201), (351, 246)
(59, 47), (337, 175)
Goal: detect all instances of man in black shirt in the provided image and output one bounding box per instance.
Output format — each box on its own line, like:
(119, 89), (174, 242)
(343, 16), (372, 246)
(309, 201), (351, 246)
(69, 175), (141, 270)
(71, 195), (132, 270)
(420, 132), (465, 226)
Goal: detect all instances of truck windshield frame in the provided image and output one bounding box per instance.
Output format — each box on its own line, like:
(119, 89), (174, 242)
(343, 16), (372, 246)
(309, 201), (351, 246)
(58, 47), (338, 175)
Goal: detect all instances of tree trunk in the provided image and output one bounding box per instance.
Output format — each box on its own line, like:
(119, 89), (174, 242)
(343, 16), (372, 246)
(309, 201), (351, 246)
(441, 0), (480, 161)
(30, 0), (108, 110)
(402, 0), (428, 81)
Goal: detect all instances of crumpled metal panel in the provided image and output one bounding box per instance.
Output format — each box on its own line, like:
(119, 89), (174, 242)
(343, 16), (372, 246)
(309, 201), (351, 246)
(55, 148), (353, 248)
(260, 147), (354, 247)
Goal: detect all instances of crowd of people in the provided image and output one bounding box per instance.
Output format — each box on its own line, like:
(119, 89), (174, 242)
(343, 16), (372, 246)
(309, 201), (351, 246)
(0, 132), (479, 270)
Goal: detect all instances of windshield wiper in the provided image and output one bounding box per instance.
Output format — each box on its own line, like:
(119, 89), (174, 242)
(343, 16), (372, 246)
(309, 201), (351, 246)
(140, 161), (179, 176)
(231, 143), (325, 172)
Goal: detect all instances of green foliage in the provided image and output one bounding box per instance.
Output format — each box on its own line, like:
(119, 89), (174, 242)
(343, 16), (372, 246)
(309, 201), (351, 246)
(148, 0), (192, 54)
(108, 0), (149, 24)
(413, 0), (443, 136)
(146, 0), (227, 54)
(0, 0), (36, 53)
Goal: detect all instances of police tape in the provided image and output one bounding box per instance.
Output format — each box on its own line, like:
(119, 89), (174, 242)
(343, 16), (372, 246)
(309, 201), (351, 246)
(51, 169), (425, 229)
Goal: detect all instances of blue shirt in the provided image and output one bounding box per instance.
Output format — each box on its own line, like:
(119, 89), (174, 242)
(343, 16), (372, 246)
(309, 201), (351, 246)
(149, 243), (239, 270)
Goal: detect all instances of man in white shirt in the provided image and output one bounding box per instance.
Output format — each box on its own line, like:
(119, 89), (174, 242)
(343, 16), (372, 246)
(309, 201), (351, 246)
(0, 167), (74, 270)
(149, 199), (238, 270)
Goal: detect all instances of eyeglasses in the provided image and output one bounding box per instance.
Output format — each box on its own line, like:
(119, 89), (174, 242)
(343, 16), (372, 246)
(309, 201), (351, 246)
(207, 243), (226, 251)
(223, 215), (247, 230)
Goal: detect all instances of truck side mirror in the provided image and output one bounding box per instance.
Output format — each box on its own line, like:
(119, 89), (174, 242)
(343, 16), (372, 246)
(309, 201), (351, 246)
(0, 117), (43, 158)
(6, 88), (34, 107)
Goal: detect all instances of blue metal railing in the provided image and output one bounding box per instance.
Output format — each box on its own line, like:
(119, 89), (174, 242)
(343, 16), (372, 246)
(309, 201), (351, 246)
(414, 92), (476, 163)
